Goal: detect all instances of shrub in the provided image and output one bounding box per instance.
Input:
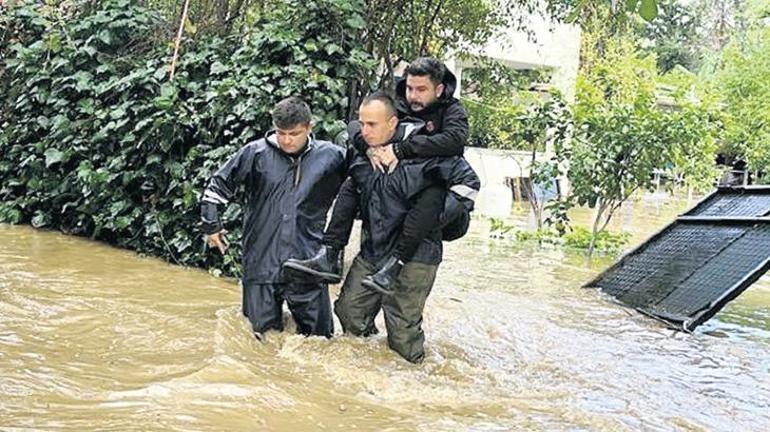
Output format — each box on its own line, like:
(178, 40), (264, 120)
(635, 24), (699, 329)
(0, 0), (372, 276)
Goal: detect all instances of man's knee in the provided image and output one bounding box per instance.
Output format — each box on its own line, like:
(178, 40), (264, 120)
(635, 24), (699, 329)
(333, 256), (379, 336)
(334, 295), (377, 336)
(387, 327), (425, 363)
(285, 285), (333, 337)
(248, 312), (283, 334)
(381, 262), (437, 363)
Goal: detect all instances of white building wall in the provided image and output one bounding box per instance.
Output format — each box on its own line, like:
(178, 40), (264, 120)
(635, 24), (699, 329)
(447, 13), (582, 101)
(464, 147), (539, 217)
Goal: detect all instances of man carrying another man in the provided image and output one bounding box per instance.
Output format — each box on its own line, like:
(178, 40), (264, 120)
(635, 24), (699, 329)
(200, 58), (479, 363)
(325, 91), (479, 363)
(284, 57), (472, 293)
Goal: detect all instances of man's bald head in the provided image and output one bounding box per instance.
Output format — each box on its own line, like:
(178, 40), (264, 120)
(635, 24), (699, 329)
(358, 91), (399, 147)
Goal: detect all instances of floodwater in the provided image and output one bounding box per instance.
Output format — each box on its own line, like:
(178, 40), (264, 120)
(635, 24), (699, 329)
(1, 193), (768, 431)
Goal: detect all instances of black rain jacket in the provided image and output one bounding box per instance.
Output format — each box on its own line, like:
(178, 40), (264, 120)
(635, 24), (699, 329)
(394, 67), (469, 158)
(347, 121), (480, 266)
(201, 132), (348, 283)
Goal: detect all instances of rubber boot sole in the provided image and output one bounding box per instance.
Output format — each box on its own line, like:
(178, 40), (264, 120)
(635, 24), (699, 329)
(282, 261), (342, 284)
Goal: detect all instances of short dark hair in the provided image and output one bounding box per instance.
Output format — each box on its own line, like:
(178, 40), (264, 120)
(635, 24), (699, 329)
(405, 57), (445, 86)
(272, 96), (312, 129)
(361, 90), (397, 117)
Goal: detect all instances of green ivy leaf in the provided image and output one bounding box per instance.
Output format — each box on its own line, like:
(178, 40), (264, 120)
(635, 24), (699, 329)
(345, 15), (365, 30)
(210, 61), (228, 75)
(31, 210), (50, 228)
(44, 148), (65, 167)
(97, 29), (114, 45)
(74, 71), (93, 92)
(639, 0), (658, 21)
(325, 43), (342, 55)
(78, 98), (95, 114)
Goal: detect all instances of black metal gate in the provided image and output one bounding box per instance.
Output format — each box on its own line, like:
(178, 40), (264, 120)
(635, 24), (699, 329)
(585, 187), (770, 331)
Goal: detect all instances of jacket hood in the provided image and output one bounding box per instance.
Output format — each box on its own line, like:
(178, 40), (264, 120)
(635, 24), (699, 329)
(264, 130), (314, 156)
(394, 119), (425, 142)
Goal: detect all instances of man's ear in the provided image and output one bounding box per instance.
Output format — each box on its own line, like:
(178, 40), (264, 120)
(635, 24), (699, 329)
(436, 83), (445, 98)
(388, 115), (399, 129)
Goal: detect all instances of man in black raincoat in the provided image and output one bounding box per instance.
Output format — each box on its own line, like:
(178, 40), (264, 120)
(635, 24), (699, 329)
(200, 97), (348, 338)
(332, 92), (480, 363)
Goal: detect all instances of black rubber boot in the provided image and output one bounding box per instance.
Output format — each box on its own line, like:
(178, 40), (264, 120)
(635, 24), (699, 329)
(362, 256), (404, 296)
(283, 246), (343, 284)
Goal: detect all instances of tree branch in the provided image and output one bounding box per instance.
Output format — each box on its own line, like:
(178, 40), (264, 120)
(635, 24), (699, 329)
(419, 0), (444, 55)
(169, 0), (192, 80)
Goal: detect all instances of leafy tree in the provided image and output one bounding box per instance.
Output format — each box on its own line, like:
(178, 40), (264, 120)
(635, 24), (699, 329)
(367, 0), (661, 87)
(696, 0), (748, 52)
(520, 95), (573, 230)
(536, 34), (718, 256)
(714, 26), (770, 178)
(658, 66), (721, 193)
(462, 58), (551, 150)
(641, 0), (702, 73)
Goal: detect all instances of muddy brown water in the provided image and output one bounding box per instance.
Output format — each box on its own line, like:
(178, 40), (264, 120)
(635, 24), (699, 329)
(1, 194), (768, 431)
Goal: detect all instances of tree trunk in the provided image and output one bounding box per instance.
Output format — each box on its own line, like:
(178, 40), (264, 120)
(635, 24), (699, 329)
(588, 201), (606, 258)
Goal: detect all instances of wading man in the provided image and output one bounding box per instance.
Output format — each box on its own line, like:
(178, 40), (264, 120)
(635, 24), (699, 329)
(200, 97), (348, 338)
(328, 92), (479, 363)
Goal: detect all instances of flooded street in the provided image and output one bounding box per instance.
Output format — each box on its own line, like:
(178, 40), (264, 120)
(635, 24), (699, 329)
(1, 194), (769, 431)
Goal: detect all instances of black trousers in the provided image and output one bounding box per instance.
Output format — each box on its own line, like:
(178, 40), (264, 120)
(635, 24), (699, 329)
(323, 177), (445, 262)
(242, 282), (333, 337)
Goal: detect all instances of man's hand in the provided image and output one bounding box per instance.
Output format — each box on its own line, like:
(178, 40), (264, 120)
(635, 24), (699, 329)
(206, 230), (229, 254)
(378, 144), (399, 171)
(366, 147), (386, 173)
(367, 145), (399, 174)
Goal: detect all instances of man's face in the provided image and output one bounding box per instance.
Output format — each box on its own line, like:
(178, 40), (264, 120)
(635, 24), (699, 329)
(275, 123), (312, 154)
(405, 74), (444, 112)
(359, 101), (398, 147)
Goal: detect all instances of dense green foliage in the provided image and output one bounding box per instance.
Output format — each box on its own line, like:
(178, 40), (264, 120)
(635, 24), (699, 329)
(640, 0), (701, 73)
(463, 62), (552, 150)
(489, 217), (630, 254)
(530, 33), (719, 255)
(713, 26), (770, 176)
(0, 0), (372, 275)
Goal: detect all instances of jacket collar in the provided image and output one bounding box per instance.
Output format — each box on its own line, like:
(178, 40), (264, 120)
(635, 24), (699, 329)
(390, 119), (424, 143)
(264, 130), (314, 157)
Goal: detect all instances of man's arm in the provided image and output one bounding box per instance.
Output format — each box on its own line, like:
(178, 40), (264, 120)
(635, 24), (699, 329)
(425, 157), (480, 240)
(200, 144), (256, 253)
(430, 157), (480, 205)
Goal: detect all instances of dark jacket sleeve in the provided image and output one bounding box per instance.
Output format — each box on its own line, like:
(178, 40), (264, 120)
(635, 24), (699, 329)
(345, 120), (371, 158)
(427, 157), (480, 204)
(427, 157), (480, 241)
(425, 156), (480, 211)
(200, 144), (256, 234)
(398, 102), (468, 158)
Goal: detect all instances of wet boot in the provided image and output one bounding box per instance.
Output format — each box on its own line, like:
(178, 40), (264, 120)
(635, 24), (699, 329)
(282, 245), (343, 284)
(362, 256), (404, 296)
